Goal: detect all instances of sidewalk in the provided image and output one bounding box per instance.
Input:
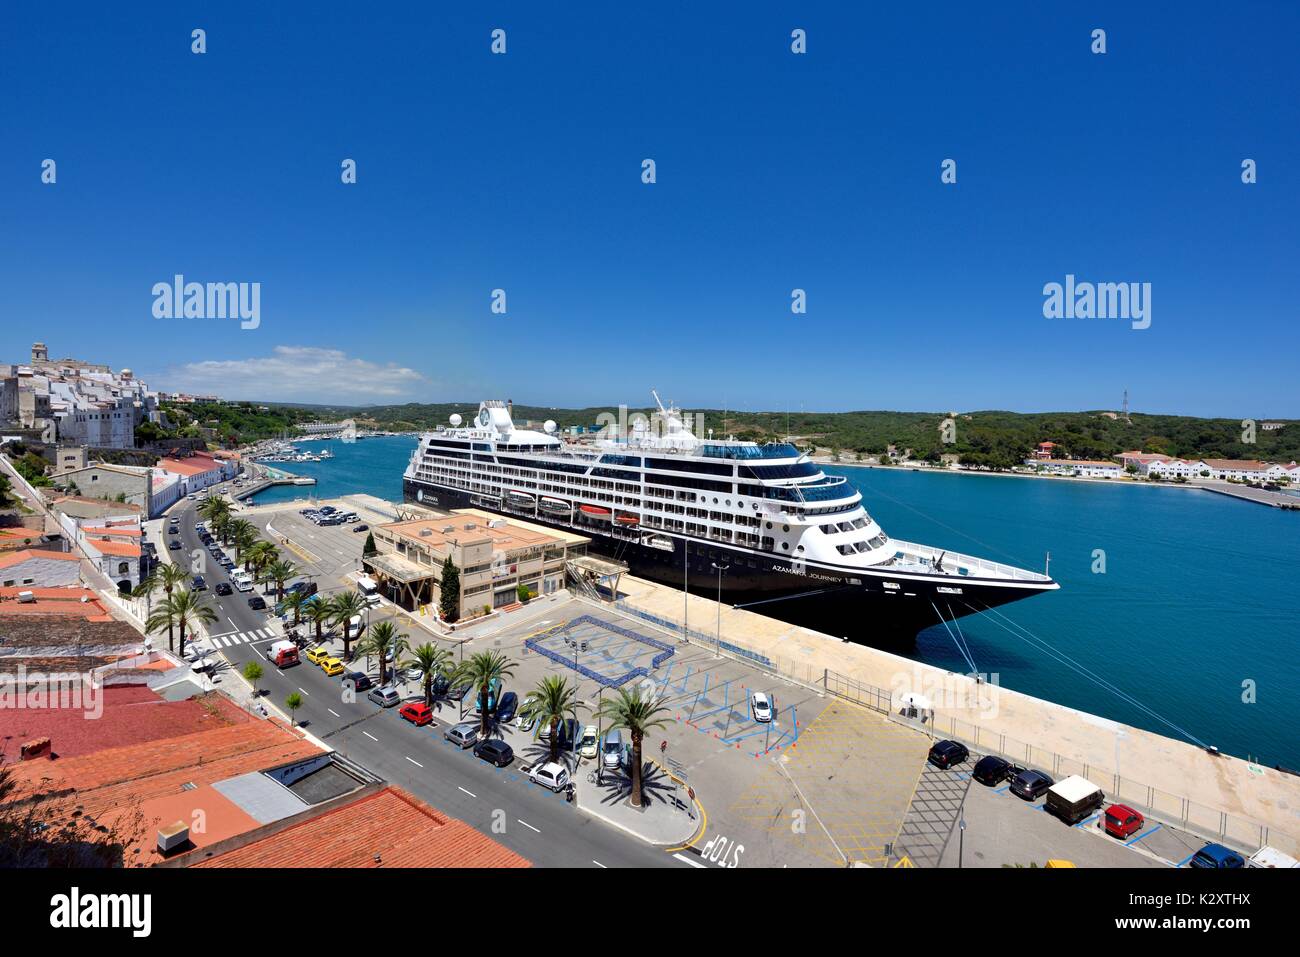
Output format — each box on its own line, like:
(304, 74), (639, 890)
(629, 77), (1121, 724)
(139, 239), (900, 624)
(576, 759), (702, 846)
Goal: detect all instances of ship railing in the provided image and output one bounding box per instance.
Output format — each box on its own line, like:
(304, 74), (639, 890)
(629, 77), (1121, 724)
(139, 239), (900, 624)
(888, 539), (1051, 582)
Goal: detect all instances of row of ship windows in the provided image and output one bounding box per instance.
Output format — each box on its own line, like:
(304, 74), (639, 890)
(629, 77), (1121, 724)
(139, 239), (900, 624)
(820, 518), (871, 534)
(836, 534), (888, 556)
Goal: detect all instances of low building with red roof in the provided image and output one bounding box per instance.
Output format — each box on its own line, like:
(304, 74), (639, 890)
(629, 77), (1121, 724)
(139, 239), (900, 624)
(0, 548), (81, 589)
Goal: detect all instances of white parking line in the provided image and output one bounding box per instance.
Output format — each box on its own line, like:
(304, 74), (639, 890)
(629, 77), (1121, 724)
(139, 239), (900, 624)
(298, 688), (309, 696)
(672, 852), (706, 868)
(405, 757), (423, 768)
(327, 709), (340, 717)
(592, 860), (607, 868)
(458, 786), (477, 798)
(363, 731), (378, 741)
(517, 819), (540, 833)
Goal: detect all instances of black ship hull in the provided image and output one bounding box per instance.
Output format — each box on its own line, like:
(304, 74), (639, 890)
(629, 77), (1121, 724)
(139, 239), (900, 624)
(403, 479), (1055, 645)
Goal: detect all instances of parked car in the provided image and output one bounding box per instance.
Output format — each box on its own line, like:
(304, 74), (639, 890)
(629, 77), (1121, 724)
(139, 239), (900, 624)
(352, 524), (369, 533)
(321, 657), (345, 677)
(530, 761), (570, 792)
(247, 595), (267, 611)
(601, 729), (625, 769)
(430, 673), (452, 697)
(305, 647), (331, 666)
(1189, 843), (1245, 869)
(496, 691), (519, 723)
(1045, 775), (1105, 825)
(578, 725), (599, 759)
(1009, 769), (1055, 801)
(400, 666), (423, 683)
(1247, 846), (1300, 869)
(344, 671), (373, 692)
(927, 740), (969, 769)
(444, 722), (478, 749)
(750, 691), (774, 723)
(973, 755), (1020, 787)
(215, 583), (233, 596)
(367, 685), (401, 708)
(1103, 804), (1145, 839)
(474, 739), (514, 767)
(399, 702), (434, 726)
(516, 712), (537, 734)
(191, 575), (207, 590)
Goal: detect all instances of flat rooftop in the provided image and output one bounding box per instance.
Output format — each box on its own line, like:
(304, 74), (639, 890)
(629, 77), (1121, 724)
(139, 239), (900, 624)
(378, 507), (586, 552)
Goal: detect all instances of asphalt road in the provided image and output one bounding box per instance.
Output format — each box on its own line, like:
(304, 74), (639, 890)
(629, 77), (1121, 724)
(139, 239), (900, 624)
(169, 499), (674, 869)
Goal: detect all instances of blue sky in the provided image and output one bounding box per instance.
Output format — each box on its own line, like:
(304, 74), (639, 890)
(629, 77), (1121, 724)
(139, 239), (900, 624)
(2, 2), (1297, 416)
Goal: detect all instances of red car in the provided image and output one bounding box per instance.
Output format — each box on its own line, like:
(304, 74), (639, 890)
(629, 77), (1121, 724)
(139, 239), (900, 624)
(399, 702), (433, 726)
(1103, 803), (1145, 839)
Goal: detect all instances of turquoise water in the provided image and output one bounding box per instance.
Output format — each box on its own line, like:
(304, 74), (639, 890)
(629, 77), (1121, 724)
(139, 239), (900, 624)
(825, 465), (1300, 767)
(254, 439), (1298, 764)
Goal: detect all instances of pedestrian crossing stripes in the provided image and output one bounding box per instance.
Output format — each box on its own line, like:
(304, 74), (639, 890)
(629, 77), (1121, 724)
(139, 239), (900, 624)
(204, 628), (277, 648)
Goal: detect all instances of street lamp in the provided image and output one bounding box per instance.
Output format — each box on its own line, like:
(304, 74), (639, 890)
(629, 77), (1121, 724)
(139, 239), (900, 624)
(958, 804), (967, 868)
(710, 562), (729, 658)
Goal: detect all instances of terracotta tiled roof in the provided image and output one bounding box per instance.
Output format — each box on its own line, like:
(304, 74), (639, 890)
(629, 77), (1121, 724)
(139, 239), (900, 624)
(192, 786), (531, 869)
(81, 526), (142, 537)
(84, 538), (141, 558)
(1201, 459), (1271, 471)
(0, 586), (112, 619)
(158, 454), (221, 477)
(0, 548), (81, 569)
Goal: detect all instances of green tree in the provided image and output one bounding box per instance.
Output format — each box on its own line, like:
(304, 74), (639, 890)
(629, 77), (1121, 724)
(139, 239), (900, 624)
(518, 675), (580, 764)
(305, 598), (333, 646)
(329, 590), (369, 659)
(134, 562), (190, 650)
(260, 559), (296, 599)
(286, 692), (302, 727)
(153, 588), (218, 658)
(356, 620), (410, 686)
(280, 590), (308, 627)
(408, 642), (453, 706)
(243, 660), (264, 696)
(439, 556), (461, 622)
(597, 686), (672, 808)
(516, 583), (532, 603)
(452, 650), (517, 737)
(362, 532), (377, 557)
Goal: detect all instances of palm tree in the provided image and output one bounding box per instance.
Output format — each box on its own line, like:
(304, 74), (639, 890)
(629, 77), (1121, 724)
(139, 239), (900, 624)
(136, 563), (190, 650)
(304, 598), (333, 647)
(280, 590), (308, 627)
(408, 643), (453, 706)
(356, 620), (409, 686)
(262, 559), (297, 601)
(519, 675), (580, 763)
(198, 496), (231, 525)
(227, 517), (255, 555)
(597, 687), (672, 808)
(451, 650), (517, 737)
(329, 591), (368, 659)
(212, 511), (233, 544)
(153, 588), (218, 659)
(243, 538), (275, 574)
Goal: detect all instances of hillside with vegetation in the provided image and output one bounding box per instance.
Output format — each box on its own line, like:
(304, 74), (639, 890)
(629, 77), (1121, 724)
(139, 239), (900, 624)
(211, 399), (1297, 471)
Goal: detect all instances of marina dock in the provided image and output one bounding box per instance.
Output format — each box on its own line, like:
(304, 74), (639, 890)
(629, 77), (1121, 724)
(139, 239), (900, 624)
(1202, 483), (1300, 510)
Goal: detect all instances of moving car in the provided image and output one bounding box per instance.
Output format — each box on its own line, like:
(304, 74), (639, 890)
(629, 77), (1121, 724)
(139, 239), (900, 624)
(577, 725), (599, 759)
(305, 647), (331, 666)
(367, 685), (401, 708)
(267, 641), (299, 668)
(344, 671), (372, 692)
(247, 595), (267, 611)
(750, 692), (773, 723)
(1103, 804), (1145, 839)
(168, 540), (181, 550)
(444, 723), (478, 748)
(927, 740), (969, 770)
(321, 657), (345, 677)
(973, 755), (1020, 787)
(399, 702), (434, 726)
(352, 524), (369, 533)
(474, 739), (514, 767)
(530, 761), (570, 792)
(1010, 769), (1055, 801)
(1045, 775), (1105, 825)
(215, 583), (233, 596)
(1189, 843), (1245, 869)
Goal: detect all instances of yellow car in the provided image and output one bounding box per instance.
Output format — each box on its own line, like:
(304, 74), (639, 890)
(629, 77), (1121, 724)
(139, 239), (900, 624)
(321, 657), (345, 676)
(305, 647), (330, 666)
(1044, 859), (1077, 868)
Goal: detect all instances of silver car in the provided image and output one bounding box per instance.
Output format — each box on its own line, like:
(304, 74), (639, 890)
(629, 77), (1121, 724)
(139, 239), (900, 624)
(601, 729), (624, 769)
(445, 723), (478, 749)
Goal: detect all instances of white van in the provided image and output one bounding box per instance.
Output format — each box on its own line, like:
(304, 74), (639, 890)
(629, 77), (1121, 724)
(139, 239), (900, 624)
(357, 575), (381, 608)
(232, 571), (254, 593)
(1248, 846), (1300, 868)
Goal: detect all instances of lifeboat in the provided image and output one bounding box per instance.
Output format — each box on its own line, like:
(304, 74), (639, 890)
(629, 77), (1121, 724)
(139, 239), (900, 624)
(539, 497), (571, 514)
(506, 491), (535, 507)
(615, 512), (640, 526)
(579, 504), (611, 518)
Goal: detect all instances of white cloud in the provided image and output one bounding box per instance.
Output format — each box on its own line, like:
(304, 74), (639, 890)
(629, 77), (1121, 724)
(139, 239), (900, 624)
(163, 346), (426, 403)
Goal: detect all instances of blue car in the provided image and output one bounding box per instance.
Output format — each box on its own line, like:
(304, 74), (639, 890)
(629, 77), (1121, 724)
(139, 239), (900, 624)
(496, 691), (519, 723)
(1188, 843), (1244, 868)
(191, 575), (207, 590)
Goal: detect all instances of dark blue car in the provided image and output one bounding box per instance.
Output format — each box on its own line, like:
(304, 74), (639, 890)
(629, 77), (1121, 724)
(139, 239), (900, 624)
(1188, 843), (1244, 869)
(496, 691), (519, 723)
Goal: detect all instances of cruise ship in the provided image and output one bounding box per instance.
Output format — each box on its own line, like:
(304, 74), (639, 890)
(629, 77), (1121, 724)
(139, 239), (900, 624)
(402, 395), (1058, 641)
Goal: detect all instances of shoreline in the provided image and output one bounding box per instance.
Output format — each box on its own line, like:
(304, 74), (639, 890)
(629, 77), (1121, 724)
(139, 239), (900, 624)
(815, 459), (1246, 494)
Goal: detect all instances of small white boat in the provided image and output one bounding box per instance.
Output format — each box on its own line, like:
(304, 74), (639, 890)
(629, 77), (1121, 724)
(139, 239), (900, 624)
(539, 497), (571, 514)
